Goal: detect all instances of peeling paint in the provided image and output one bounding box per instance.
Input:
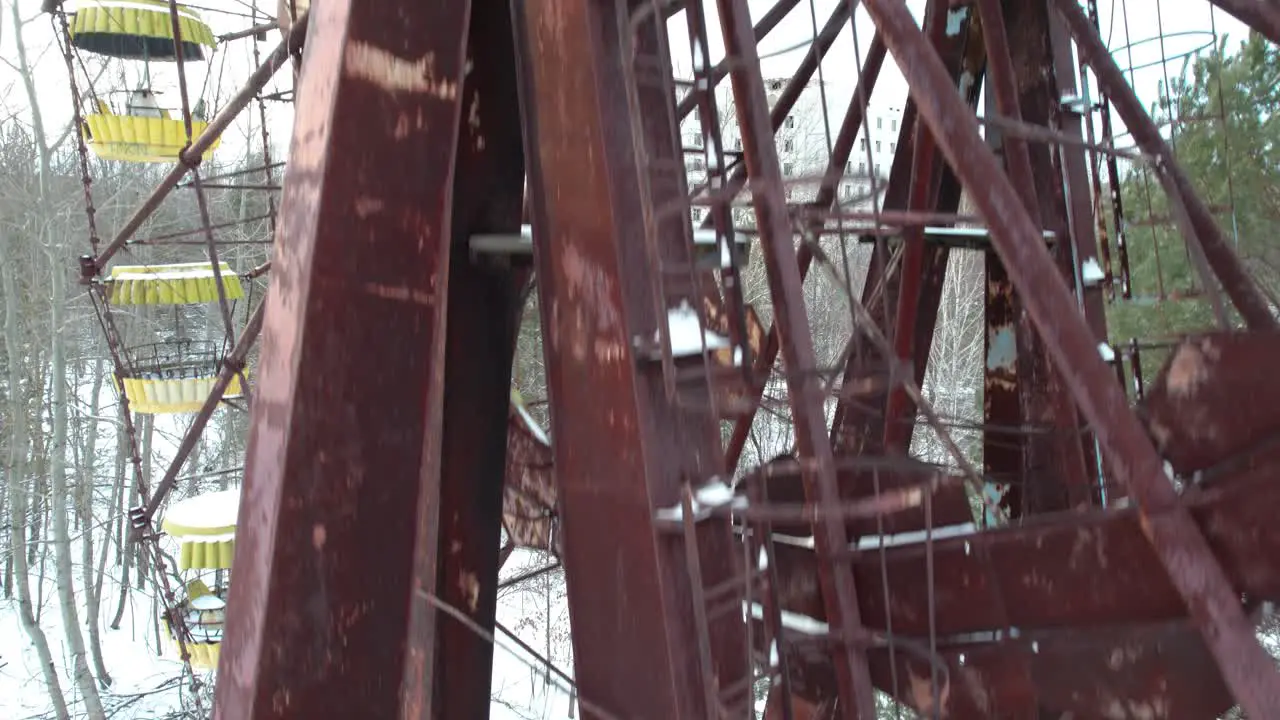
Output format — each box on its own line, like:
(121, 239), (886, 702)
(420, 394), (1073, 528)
(945, 6), (970, 36)
(362, 282), (435, 306)
(1165, 339), (1217, 398)
(986, 325), (1017, 371)
(343, 42), (458, 99)
(353, 196), (384, 217)
(907, 665), (951, 717)
(458, 571), (480, 613)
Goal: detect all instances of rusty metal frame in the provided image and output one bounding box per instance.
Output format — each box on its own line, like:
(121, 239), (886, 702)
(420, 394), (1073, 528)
(713, 0), (879, 714)
(400, 0), (530, 715)
(859, 0), (1280, 714)
(829, 0), (976, 491)
(723, 32), (889, 473)
(213, 0), (470, 714)
(513, 0), (748, 715)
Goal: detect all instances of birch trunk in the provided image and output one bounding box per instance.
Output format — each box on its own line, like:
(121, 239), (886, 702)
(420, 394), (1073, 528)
(2, 234), (68, 719)
(77, 357), (111, 686)
(48, 247), (107, 718)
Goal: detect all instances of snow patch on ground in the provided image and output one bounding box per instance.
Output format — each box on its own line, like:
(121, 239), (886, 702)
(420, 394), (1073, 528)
(3, 547), (577, 718)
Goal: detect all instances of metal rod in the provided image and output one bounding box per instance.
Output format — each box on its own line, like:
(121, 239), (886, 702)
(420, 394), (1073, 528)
(723, 33), (888, 472)
(674, 0), (801, 122)
(141, 299), (265, 521)
(88, 12), (308, 276)
(860, 0), (1280, 714)
(219, 21), (278, 42)
(713, 0), (877, 714)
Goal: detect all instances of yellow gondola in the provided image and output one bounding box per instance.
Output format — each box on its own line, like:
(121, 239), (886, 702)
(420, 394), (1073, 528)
(161, 487), (239, 571)
(69, 0), (215, 61)
(83, 99), (219, 164)
(120, 371), (245, 414)
(161, 489), (239, 669)
(108, 261), (244, 305)
(164, 579), (226, 670)
(117, 340), (247, 414)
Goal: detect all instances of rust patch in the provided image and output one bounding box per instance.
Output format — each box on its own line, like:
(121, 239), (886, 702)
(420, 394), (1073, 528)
(1068, 526), (1107, 571)
(1163, 340), (1214, 398)
(458, 571), (480, 613)
(906, 665), (951, 717)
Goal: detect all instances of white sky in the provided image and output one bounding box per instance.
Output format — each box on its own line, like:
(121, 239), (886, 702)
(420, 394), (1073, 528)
(0, 0), (1252, 169)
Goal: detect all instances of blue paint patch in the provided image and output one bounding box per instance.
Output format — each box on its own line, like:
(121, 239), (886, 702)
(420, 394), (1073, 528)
(945, 7), (969, 36)
(986, 326), (1017, 371)
(982, 483), (1007, 526)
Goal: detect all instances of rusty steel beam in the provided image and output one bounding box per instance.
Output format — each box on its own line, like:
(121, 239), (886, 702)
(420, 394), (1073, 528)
(1052, 0), (1278, 330)
(860, 0), (1280, 714)
(723, 33), (889, 472)
(401, 1), (529, 716)
(1207, 0), (1280, 47)
(768, 453), (1280, 636)
(777, 620), (1234, 718)
(872, 0), (986, 463)
(1014, 0), (1099, 511)
(713, 0), (877, 715)
(88, 15), (307, 277)
(1139, 331), (1280, 477)
(212, 0), (468, 715)
(982, 0), (1094, 517)
(697, 0), (857, 241)
(830, 0), (976, 480)
(514, 0), (748, 716)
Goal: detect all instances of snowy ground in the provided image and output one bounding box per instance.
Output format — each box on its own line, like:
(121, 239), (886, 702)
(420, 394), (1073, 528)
(1, 548), (574, 719)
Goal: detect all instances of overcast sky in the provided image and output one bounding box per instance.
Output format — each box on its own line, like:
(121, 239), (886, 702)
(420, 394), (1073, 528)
(0, 0), (1252, 168)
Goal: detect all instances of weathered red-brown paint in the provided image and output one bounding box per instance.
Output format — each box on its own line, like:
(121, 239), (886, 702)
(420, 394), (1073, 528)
(213, 0), (469, 715)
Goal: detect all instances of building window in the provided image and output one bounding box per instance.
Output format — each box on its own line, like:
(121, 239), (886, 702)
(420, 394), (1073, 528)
(845, 161), (852, 174)
(785, 115), (795, 129)
(877, 117), (882, 129)
(875, 141), (881, 152)
(784, 139), (794, 152)
(734, 138), (742, 150)
(689, 157), (705, 171)
(861, 138), (868, 150)
(892, 119), (898, 130)
(769, 79), (784, 91)
(783, 162), (794, 176)
(875, 164), (881, 176)
(858, 161), (866, 174)
(890, 142), (896, 153)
